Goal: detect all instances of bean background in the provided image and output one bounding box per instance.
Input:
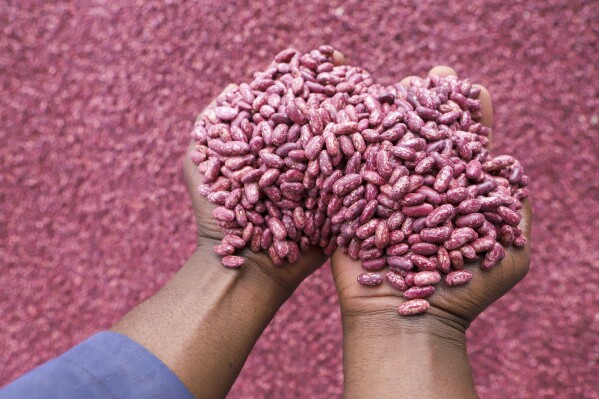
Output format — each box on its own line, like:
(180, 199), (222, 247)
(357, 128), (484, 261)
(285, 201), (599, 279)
(1, 1), (598, 397)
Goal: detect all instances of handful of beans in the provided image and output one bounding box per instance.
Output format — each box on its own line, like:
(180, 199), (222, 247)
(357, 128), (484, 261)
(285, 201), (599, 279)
(189, 46), (530, 316)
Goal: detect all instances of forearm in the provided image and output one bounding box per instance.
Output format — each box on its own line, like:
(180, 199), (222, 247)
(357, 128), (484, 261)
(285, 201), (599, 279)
(342, 311), (477, 399)
(112, 245), (289, 399)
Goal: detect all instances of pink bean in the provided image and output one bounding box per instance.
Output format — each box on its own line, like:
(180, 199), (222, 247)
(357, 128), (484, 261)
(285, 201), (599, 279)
(362, 258), (387, 271)
(444, 227), (478, 250)
(357, 272), (384, 286)
(222, 255), (244, 268)
(387, 271), (408, 291)
(414, 271), (441, 286)
(481, 243), (506, 270)
(398, 299), (429, 316)
(403, 285), (435, 299)
(445, 270), (473, 286)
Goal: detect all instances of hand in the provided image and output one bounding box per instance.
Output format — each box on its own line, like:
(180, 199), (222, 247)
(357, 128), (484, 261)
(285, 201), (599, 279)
(332, 66), (532, 331)
(330, 66), (532, 398)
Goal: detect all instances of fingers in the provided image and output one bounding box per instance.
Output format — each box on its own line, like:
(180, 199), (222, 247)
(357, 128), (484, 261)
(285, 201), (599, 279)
(332, 50), (347, 66)
(519, 198), (533, 239)
(184, 84), (239, 194)
(427, 65), (457, 78)
(399, 75), (419, 88)
(475, 84), (493, 130)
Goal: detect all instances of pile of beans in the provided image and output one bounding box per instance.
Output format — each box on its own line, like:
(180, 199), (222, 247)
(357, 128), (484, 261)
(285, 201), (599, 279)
(189, 46), (530, 316)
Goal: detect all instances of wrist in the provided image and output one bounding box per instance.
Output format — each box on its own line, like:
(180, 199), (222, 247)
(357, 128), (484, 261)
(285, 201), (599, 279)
(340, 293), (470, 339)
(340, 306), (476, 399)
(112, 247), (291, 398)
(191, 239), (294, 304)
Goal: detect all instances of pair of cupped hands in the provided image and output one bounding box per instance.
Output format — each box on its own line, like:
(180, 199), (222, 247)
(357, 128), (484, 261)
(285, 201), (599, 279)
(184, 62), (532, 343)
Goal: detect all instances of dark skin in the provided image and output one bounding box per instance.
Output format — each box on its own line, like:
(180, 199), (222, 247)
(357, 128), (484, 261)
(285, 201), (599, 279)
(113, 63), (532, 399)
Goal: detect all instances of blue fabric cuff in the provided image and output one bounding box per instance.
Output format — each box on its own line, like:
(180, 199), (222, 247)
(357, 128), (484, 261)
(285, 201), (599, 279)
(1, 331), (194, 399)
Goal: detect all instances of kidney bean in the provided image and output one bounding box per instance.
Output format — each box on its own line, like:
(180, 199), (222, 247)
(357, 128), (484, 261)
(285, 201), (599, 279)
(389, 176), (410, 200)
(356, 218), (379, 239)
(499, 225), (515, 245)
(341, 185), (364, 207)
(445, 270), (473, 286)
(477, 179), (498, 195)
(359, 200), (378, 224)
(466, 160), (483, 181)
(455, 213), (485, 228)
(414, 271), (441, 286)
(401, 192), (426, 206)
(425, 204), (455, 227)
(447, 250), (463, 270)
(387, 272), (408, 290)
(497, 206), (521, 226)
(458, 198), (482, 214)
(436, 246), (451, 273)
(332, 173), (362, 196)
(420, 226), (453, 243)
(411, 242), (439, 256)
(214, 243), (235, 256)
(444, 227), (478, 250)
(398, 299), (430, 316)
(460, 244), (477, 260)
(362, 258), (387, 271)
(357, 272), (384, 286)
(514, 236), (528, 248)
(387, 256), (414, 271)
(402, 203), (434, 217)
(403, 285), (435, 299)
(222, 255), (245, 268)
(375, 222), (390, 249)
(213, 206), (236, 222)
(410, 255), (437, 271)
(479, 196), (501, 211)
(359, 247), (383, 260)
(481, 243), (506, 270)
(433, 166), (453, 193)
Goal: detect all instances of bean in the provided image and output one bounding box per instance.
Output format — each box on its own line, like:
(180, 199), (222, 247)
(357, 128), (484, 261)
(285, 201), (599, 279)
(455, 213), (485, 228)
(362, 258), (387, 271)
(425, 204), (455, 227)
(387, 272), (408, 291)
(391, 176), (411, 200)
(458, 198), (481, 214)
(414, 271), (441, 286)
(375, 222), (390, 249)
(497, 206), (521, 226)
(445, 270), (473, 286)
(214, 243), (235, 256)
(402, 203), (434, 217)
(420, 226), (453, 243)
(481, 243), (506, 270)
(411, 255), (437, 271)
(357, 272), (384, 286)
(387, 256), (414, 271)
(411, 242), (439, 256)
(437, 247), (451, 273)
(398, 299), (430, 316)
(213, 206), (236, 222)
(222, 255), (245, 268)
(445, 228), (478, 251)
(333, 173), (363, 196)
(403, 285), (435, 299)
(356, 219), (379, 239)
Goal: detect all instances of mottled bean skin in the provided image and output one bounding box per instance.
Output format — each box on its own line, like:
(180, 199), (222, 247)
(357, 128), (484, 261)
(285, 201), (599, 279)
(403, 285), (435, 299)
(445, 270), (473, 286)
(195, 48), (530, 315)
(397, 299), (430, 316)
(357, 272), (384, 286)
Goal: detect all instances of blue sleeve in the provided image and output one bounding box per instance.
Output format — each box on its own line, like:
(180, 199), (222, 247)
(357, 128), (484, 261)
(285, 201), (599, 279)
(0, 331), (194, 399)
